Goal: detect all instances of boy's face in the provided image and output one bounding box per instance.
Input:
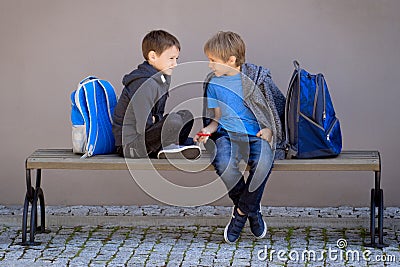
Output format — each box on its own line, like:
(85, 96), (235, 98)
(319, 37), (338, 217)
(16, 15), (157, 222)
(206, 53), (238, 77)
(149, 45), (180, 75)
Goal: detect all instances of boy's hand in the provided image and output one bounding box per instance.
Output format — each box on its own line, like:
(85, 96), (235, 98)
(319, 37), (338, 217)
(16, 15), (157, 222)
(195, 120), (219, 143)
(256, 128), (273, 143)
(194, 129), (211, 143)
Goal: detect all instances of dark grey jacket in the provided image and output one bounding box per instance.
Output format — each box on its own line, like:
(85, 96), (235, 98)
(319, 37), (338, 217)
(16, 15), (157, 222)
(112, 61), (170, 151)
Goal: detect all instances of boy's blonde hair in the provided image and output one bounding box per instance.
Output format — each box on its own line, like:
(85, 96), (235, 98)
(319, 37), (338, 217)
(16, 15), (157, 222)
(204, 31), (246, 67)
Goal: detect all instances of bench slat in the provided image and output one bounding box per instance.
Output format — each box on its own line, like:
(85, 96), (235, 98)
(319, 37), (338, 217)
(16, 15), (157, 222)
(26, 149), (380, 172)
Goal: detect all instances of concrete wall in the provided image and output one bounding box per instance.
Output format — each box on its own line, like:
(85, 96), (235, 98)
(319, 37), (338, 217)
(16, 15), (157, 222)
(1, 0), (399, 207)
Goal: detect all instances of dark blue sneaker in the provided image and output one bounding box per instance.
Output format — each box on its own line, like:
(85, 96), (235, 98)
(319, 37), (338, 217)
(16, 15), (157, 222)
(248, 209), (267, 239)
(224, 206), (247, 243)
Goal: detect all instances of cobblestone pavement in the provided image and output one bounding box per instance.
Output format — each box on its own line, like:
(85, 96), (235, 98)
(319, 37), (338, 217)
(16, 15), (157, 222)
(0, 206), (399, 266)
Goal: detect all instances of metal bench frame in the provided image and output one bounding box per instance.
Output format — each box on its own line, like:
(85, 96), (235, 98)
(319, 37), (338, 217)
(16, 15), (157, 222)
(20, 149), (385, 248)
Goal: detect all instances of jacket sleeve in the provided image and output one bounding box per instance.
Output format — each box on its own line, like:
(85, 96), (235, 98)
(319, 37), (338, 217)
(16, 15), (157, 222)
(131, 80), (159, 135)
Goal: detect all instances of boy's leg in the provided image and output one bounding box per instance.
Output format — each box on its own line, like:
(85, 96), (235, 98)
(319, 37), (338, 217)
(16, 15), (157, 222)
(123, 111), (191, 158)
(145, 110), (194, 154)
(212, 134), (245, 207)
(176, 110), (194, 145)
(212, 134), (249, 243)
(237, 137), (273, 215)
(237, 136), (273, 239)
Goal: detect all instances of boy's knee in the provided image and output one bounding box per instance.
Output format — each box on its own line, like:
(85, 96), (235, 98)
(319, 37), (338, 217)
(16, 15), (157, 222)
(250, 155), (272, 177)
(252, 142), (273, 165)
(165, 113), (184, 130)
(213, 155), (239, 181)
(177, 110), (194, 123)
(212, 156), (230, 174)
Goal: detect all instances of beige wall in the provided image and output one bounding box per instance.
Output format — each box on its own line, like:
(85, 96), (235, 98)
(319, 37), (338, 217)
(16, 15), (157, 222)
(1, 0), (399, 207)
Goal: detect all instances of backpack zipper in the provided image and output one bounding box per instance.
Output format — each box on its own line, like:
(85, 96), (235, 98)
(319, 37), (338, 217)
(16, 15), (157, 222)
(312, 76), (319, 122)
(299, 112), (324, 131)
(321, 75), (326, 121)
(326, 118), (338, 141)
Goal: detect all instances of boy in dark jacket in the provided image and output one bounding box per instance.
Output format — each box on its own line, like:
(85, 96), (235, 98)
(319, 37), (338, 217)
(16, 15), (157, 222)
(113, 30), (200, 159)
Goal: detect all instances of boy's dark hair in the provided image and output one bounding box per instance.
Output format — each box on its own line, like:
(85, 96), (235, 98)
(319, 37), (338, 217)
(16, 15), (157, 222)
(142, 30), (181, 60)
(204, 31), (246, 67)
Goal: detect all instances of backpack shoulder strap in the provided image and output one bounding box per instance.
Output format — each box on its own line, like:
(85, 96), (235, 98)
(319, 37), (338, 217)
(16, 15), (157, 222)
(74, 83), (90, 128)
(96, 80), (117, 123)
(80, 80), (99, 157)
(79, 76), (98, 85)
(285, 61), (301, 149)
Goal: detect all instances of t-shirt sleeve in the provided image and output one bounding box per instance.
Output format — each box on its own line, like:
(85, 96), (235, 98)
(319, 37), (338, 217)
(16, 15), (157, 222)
(207, 83), (219, 108)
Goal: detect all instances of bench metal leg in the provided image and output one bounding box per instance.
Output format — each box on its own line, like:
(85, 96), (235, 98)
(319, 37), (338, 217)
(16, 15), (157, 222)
(28, 187), (42, 246)
(368, 188), (376, 247)
(20, 169), (34, 245)
(366, 170), (386, 248)
(33, 169), (49, 235)
(19, 169), (49, 246)
(377, 188), (384, 247)
(21, 193), (30, 245)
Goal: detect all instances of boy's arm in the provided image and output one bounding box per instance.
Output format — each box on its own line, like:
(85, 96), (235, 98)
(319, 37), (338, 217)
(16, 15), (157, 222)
(203, 107), (220, 133)
(194, 107), (221, 143)
(131, 81), (158, 135)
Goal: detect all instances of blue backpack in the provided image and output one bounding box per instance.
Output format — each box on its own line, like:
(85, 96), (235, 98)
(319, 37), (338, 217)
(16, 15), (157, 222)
(71, 76), (117, 158)
(285, 61), (342, 158)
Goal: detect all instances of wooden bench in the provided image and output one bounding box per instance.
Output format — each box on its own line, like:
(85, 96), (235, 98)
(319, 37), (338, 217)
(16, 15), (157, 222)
(21, 149), (385, 248)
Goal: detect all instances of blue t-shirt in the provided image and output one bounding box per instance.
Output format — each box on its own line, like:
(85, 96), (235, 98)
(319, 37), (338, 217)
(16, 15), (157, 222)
(207, 73), (260, 136)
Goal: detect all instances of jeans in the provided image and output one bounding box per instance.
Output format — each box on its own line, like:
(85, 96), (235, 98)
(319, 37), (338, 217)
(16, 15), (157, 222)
(212, 129), (273, 215)
(122, 110), (194, 158)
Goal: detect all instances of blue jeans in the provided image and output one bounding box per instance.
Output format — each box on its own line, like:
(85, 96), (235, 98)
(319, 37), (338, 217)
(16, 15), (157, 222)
(212, 130), (273, 215)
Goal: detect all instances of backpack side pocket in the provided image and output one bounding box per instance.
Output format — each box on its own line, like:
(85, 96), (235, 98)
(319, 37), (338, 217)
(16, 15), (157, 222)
(72, 125), (86, 154)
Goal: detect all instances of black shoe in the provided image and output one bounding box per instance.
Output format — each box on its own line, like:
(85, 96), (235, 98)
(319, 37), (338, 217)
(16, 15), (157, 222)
(224, 206), (247, 244)
(248, 209), (267, 239)
(157, 144), (201, 160)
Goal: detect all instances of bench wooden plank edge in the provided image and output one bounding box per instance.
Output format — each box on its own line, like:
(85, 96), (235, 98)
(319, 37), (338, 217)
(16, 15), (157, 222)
(26, 149), (380, 172)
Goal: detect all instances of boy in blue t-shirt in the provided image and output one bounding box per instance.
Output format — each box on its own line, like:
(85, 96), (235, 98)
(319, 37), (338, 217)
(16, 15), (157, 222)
(194, 31), (285, 243)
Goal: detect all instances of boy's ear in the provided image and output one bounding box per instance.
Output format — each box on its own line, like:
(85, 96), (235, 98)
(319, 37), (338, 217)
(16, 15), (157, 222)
(148, 51), (157, 62)
(228, 56), (237, 65)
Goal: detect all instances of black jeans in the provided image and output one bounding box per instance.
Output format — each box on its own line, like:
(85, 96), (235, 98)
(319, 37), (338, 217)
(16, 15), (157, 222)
(121, 110), (194, 158)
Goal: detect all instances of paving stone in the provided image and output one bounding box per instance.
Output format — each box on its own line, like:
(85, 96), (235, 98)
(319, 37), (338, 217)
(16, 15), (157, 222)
(46, 206), (71, 215)
(69, 205), (90, 216)
(105, 206), (128, 216)
(160, 206), (182, 216)
(87, 206), (107, 216)
(123, 205), (144, 216)
(141, 205), (162, 216)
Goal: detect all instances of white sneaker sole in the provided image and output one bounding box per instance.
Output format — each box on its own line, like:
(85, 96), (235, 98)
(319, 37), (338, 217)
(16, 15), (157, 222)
(254, 220), (267, 239)
(253, 204), (267, 239)
(224, 206), (242, 244)
(157, 145), (201, 160)
(224, 223), (235, 244)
